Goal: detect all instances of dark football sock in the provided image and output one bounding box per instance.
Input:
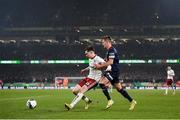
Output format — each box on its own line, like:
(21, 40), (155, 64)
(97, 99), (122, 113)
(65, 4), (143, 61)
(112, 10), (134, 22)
(118, 89), (133, 102)
(82, 96), (88, 101)
(99, 84), (111, 100)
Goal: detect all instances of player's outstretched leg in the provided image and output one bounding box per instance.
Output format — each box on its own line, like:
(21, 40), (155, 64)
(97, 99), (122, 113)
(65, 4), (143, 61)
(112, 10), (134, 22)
(172, 85), (176, 95)
(115, 83), (137, 110)
(73, 85), (92, 103)
(85, 99), (92, 110)
(78, 84), (93, 110)
(129, 99), (137, 110)
(165, 86), (168, 95)
(106, 99), (114, 109)
(99, 84), (114, 109)
(118, 89), (137, 110)
(64, 103), (72, 111)
(64, 93), (84, 110)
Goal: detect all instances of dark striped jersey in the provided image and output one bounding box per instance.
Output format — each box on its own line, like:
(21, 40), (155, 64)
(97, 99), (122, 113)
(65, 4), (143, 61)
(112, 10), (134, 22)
(105, 46), (120, 73)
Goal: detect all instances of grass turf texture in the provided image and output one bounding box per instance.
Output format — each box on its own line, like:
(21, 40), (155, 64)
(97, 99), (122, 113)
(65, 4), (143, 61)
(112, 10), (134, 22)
(0, 89), (180, 119)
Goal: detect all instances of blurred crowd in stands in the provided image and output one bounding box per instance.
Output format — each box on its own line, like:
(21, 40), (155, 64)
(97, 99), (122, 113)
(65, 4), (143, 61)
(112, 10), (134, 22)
(0, 38), (179, 85)
(0, 39), (179, 60)
(0, 64), (179, 84)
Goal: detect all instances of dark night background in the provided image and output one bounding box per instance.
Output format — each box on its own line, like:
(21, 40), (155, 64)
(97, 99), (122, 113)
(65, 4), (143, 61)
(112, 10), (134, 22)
(0, 0), (180, 27)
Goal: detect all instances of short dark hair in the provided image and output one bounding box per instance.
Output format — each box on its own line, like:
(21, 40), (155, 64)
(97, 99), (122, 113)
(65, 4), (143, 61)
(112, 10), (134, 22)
(85, 46), (95, 52)
(101, 35), (112, 42)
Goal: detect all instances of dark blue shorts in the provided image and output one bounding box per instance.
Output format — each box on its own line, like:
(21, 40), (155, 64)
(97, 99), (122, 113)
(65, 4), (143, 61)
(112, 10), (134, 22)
(103, 71), (120, 85)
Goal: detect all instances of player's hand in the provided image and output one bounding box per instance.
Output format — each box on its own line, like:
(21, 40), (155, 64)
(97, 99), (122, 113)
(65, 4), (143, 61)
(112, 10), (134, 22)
(106, 65), (112, 71)
(94, 64), (101, 69)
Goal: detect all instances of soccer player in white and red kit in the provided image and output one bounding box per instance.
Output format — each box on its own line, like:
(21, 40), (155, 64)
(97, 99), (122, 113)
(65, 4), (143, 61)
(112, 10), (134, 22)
(65, 46), (109, 110)
(165, 66), (175, 95)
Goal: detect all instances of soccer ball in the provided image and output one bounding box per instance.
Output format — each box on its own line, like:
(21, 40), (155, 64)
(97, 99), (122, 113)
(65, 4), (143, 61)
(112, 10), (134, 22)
(26, 99), (37, 109)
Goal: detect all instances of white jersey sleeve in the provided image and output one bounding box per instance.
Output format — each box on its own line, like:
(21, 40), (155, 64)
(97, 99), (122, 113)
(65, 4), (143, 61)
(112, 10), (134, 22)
(95, 56), (105, 63)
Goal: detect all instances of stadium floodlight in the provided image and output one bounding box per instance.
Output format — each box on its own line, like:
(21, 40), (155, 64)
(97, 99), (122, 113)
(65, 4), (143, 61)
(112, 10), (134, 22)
(172, 38), (180, 41)
(33, 39), (41, 43)
(9, 40), (16, 43)
(21, 40), (29, 43)
(99, 28), (103, 32)
(121, 39), (128, 43)
(0, 40), (5, 43)
(146, 38), (153, 41)
(159, 38), (165, 41)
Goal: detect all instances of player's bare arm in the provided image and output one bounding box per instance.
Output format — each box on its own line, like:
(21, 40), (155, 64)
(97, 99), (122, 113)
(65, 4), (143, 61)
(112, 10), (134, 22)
(94, 59), (113, 69)
(80, 67), (90, 74)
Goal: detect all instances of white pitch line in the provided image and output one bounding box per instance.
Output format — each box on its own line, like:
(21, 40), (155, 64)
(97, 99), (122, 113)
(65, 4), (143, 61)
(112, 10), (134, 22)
(0, 95), (51, 101)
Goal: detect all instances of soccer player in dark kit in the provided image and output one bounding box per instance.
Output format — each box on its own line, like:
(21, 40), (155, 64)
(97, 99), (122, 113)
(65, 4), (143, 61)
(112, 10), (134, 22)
(95, 36), (137, 110)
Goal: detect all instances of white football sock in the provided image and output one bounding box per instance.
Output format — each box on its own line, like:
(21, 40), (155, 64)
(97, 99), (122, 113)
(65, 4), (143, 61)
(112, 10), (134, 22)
(165, 87), (168, 94)
(70, 93), (84, 108)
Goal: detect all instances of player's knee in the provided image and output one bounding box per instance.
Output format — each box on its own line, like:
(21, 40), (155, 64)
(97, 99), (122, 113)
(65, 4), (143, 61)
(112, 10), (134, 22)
(99, 84), (107, 90)
(72, 89), (78, 95)
(117, 87), (123, 92)
(114, 83), (123, 90)
(79, 89), (85, 94)
(117, 88), (124, 93)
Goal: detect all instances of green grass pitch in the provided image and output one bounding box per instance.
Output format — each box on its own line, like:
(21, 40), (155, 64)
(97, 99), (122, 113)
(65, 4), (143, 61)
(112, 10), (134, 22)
(0, 89), (180, 119)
